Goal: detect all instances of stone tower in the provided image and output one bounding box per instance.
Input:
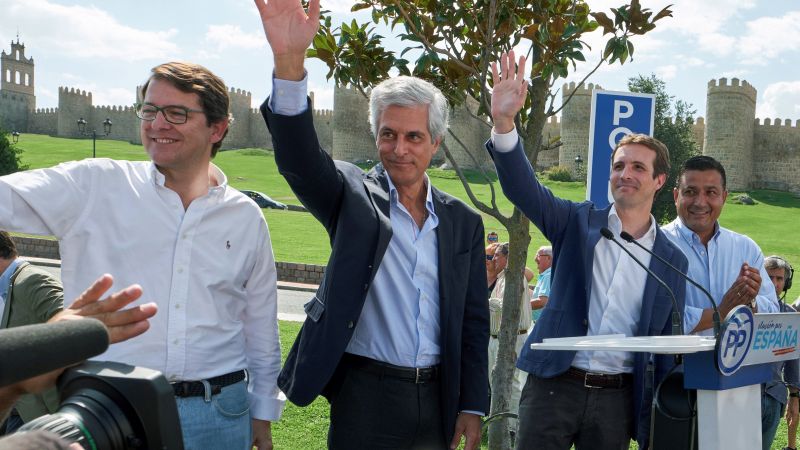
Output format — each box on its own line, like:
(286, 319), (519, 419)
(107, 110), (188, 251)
(331, 85), (374, 162)
(0, 37), (35, 131)
(57, 87), (92, 138)
(446, 96), (491, 169)
(703, 78), (757, 191)
(559, 82), (599, 178)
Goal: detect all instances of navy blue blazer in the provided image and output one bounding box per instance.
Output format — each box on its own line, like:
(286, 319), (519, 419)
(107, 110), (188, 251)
(488, 139), (687, 446)
(262, 100), (490, 439)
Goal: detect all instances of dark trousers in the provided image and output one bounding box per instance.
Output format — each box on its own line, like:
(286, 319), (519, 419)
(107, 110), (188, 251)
(0, 409), (24, 436)
(327, 356), (447, 449)
(515, 373), (633, 450)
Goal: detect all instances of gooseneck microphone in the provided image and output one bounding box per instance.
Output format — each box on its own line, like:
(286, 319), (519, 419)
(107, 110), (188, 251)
(619, 230), (721, 339)
(600, 227), (684, 336)
(0, 319), (109, 388)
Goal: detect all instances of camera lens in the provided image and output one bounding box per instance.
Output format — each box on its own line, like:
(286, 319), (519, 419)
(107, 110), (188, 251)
(19, 388), (136, 449)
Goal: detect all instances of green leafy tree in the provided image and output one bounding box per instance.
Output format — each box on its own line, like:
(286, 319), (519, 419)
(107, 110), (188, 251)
(628, 74), (699, 224)
(309, 2), (672, 447)
(0, 130), (27, 176)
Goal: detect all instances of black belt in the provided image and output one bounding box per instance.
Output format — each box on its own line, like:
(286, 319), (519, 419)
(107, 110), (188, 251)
(490, 329), (528, 338)
(563, 367), (632, 389)
(171, 370), (246, 398)
(343, 353), (439, 384)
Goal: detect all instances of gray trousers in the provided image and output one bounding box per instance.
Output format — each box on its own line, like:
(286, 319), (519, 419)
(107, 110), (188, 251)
(515, 372), (633, 450)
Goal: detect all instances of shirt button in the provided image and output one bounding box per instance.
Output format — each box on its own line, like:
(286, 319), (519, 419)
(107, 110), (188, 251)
(582, 319), (588, 327)
(175, 304), (181, 309)
(173, 339), (179, 345)
(177, 267), (184, 274)
(363, 283), (369, 291)
(347, 321), (355, 329)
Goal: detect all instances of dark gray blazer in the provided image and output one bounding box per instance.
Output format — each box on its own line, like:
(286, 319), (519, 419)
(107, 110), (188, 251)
(261, 99), (489, 439)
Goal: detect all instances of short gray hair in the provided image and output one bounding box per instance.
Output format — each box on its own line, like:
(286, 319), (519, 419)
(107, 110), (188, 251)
(369, 76), (449, 143)
(537, 246), (552, 257)
(765, 255), (791, 278)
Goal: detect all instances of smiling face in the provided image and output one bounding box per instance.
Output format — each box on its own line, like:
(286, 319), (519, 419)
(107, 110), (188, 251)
(609, 143), (666, 210)
(376, 104), (440, 192)
(535, 250), (551, 273)
(140, 78), (227, 173)
(673, 169), (728, 244)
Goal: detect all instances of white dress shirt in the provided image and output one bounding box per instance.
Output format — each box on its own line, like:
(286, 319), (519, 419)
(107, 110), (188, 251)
(571, 207), (656, 374)
(0, 158), (285, 420)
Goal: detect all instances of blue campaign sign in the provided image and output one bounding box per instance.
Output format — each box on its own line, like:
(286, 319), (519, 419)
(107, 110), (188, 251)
(586, 90), (655, 207)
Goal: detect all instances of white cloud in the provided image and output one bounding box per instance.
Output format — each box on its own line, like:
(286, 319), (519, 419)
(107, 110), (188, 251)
(737, 11), (800, 65)
(655, 64), (677, 80)
(326, 0), (359, 14)
(93, 87), (137, 108)
(2, 0), (179, 62)
(757, 81), (800, 120)
(204, 24), (266, 52)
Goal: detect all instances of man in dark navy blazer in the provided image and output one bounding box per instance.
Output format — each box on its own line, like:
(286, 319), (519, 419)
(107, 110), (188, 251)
(487, 52), (687, 450)
(255, 1), (489, 449)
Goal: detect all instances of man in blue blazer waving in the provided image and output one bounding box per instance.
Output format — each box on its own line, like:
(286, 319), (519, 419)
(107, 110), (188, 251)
(256, 1), (489, 449)
(487, 52), (687, 450)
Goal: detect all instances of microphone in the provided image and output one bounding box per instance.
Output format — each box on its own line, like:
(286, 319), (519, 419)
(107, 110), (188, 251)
(600, 227), (684, 336)
(0, 319), (109, 388)
(619, 230), (721, 338)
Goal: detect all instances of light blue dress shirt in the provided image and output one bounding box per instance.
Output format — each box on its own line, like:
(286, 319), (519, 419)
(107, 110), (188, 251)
(662, 218), (779, 336)
(531, 267), (551, 322)
(271, 74), (443, 368)
(0, 258), (21, 310)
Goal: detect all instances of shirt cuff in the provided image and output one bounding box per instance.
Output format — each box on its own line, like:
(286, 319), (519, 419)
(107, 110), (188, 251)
(490, 127), (519, 153)
(461, 410), (485, 417)
(269, 71), (309, 116)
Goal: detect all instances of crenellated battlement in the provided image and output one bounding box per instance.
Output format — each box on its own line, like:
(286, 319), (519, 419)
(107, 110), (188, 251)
(707, 77), (757, 103)
(93, 104), (134, 113)
(58, 86), (92, 101)
(755, 118), (800, 128)
(34, 107), (57, 114)
(229, 87), (252, 98)
(562, 81), (601, 97)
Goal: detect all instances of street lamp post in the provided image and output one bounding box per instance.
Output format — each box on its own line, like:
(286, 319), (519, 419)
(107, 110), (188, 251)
(11, 131), (20, 144)
(574, 155), (584, 185)
(77, 118), (113, 158)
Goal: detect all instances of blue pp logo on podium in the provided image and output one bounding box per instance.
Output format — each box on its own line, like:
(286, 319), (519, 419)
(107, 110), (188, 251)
(716, 306), (755, 375)
(586, 90), (655, 207)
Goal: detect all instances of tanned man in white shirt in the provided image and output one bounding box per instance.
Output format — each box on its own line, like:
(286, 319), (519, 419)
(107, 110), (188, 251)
(0, 62), (284, 450)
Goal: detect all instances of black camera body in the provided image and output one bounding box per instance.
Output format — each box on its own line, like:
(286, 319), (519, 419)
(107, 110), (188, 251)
(19, 361), (184, 450)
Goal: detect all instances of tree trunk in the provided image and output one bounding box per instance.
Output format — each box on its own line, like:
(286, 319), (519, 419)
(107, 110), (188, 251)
(487, 211), (531, 450)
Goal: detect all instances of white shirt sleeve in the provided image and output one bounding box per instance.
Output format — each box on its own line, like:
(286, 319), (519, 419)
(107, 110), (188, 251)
(242, 219), (286, 420)
(0, 160), (94, 237)
(490, 127), (520, 153)
(269, 72), (310, 116)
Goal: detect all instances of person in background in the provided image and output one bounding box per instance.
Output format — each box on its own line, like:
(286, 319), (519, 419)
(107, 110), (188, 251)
(530, 246), (552, 324)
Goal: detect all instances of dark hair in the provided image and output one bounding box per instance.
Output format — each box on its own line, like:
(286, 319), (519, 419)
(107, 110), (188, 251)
(612, 134), (671, 180)
(497, 242), (509, 256)
(0, 231), (18, 259)
(678, 155), (727, 190)
(141, 62), (231, 157)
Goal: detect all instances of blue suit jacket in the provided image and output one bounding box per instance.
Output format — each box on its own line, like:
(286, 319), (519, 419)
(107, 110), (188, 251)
(262, 100), (490, 440)
(488, 139), (687, 446)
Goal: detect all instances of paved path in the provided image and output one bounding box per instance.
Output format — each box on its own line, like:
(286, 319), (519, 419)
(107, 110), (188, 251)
(24, 256), (313, 323)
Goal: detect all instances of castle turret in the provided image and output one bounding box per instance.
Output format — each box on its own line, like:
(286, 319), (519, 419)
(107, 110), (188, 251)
(331, 85), (373, 162)
(223, 87), (253, 149)
(57, 87), (93, 138)
(703, 78), (757, 190)
(559, 82), (599, 179)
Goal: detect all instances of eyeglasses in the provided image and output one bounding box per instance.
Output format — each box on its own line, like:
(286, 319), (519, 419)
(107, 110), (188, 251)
(485, 255), (494, 261)
(135, 104), (204, 125)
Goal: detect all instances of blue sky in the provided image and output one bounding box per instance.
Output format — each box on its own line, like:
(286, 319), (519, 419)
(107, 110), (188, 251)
(1, 0), (798, 122)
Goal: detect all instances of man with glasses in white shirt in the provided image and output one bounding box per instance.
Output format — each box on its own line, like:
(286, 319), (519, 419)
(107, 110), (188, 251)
(0, 62), (284, 450)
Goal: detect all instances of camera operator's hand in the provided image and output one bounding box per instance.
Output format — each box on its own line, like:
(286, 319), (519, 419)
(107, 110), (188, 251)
(49, 274), (158, 344)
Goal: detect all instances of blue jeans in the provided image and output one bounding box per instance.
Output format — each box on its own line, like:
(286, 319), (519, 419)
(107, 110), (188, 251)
(176, 379), (252, 450)
(762, 394), (784, 450)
